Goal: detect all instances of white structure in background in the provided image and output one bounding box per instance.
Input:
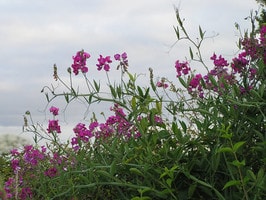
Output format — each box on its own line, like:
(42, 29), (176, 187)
(0, 134), (31, 154)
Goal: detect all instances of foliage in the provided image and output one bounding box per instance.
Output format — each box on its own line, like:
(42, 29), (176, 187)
(1, 7), (266, 200)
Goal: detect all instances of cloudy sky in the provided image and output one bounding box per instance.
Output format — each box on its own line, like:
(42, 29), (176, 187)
(0, 0), (260, 143)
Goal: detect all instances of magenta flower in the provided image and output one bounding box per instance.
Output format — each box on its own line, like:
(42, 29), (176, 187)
(189, 74), (202, 88)
(114, 52), (128, 71)
(49, 106), (59, 116)
(71, 50), (90, 75)
(114, 54), (121, 60)
(44, 167), (58, 178)
(114, 52), (128, 62)
(47, 120), (61, 133)
(156, 81), (169, 89)
(175, 60), (190, 77)
(11, 159), (20, 172)
(96, 55), (112, 71)
(210, 53), (229, 67)
(10, 148), (19, 156)
(231, 52), (249, 73)
(260, 25), (266, 44)
(19, 187), (33, 200)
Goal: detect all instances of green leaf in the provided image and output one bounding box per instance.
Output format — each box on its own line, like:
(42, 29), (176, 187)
(232, 160), (245, 167)
(189, 47), (194, 59)
(257, 168), (265, 184)
(109, 85), (117, 98)
(174, 26), (180, 39)
(64, 93), (69, 103)
(143, 88), (150, 99)
(137, 86), (144, 97)
(188, 182), (197, 198)
(223, 180), (241, 190)
(199, 25), (205, 39)
(209, 75), (218, 87)
(232, 141), (245, 152)
(131, 96), (137, 109)
(130, 168), (144, 177)
(217, 147), (233, 154)
(166, 178), (172, 187)
(127, 72), (135, 81)
(110, 161), (116, 176)
(247, 170), (256, 181)
(220, 133), (233, 139)
(155, 101), (162, 114)
(45, 93), (50, 102)
(158, 130), (169, 140)
(178, 77), (187, 88)
(116, 85), (122, 98)
(93, 80), (100, 92)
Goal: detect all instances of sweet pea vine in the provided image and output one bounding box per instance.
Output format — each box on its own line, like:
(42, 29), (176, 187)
(2, 9), (265, 200)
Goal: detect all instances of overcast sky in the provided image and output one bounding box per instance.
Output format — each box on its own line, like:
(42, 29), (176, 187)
(0, 0), (259, 143)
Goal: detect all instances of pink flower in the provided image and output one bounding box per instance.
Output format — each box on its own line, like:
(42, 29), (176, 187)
(231, 52), (249, 73)
(19, 187), (33, 200)
(49, 106), (59, 116)
(114, 52), (128, 71)
(96, 55), (112, 71)
(47, 120), (61, 133)
(71, 50), (90, 75)
(10, 148), (19, 156)
(114, 54), (121, 60)
(189, 74), (202, 88)
(175, 60), (190, 77)
(44, 167), (58, 178)
(210, 53), (229, 67)
(156, 81), (169, 89)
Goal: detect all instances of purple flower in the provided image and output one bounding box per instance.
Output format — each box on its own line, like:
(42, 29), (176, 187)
(114, 54), (121, 61)
(210, 53), (229, 67)
(71, 50), (90, 75)
(114, 52), (128, 71)
(175, 60), (190, 77)
(156, 81), (169, 89)
(47, 120), (61, 133)
(49, 106), (59, 116)
(44, 167), (58, 178)
(96, 55), (112, 71)
(189, 74), (202, 88)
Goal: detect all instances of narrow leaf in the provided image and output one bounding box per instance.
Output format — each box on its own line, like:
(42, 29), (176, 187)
(130, 168), (144, 177)
(217, 147), (233, 154)
(93, 80), (100, 92)
(223, 180), (241, 190)
(199, 25), (205, 39)
(178, 77), (187, 88)
(109, 85), (117, 98)
(174, 26), (180, 39)
(232, 160), (246, 167)
(232, 141), (245, 152)
(189, 47), (194, 59)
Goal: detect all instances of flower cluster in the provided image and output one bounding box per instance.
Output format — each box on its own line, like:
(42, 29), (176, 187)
(114, 52), (129, 71)
(49, 106), (59, 116)
(96, 55), (112, 71)
(5, 144), (74, 199)
(71, 51), (129, 75)
(71, 50), (90, 75)
(174, 25), (266, 98)
(47, 106), (61, 134)
(71, 104), (142, 151)
(175, 60), (191, 77)
(156, 77), (169, 89)
(188, 74), (204, 98)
